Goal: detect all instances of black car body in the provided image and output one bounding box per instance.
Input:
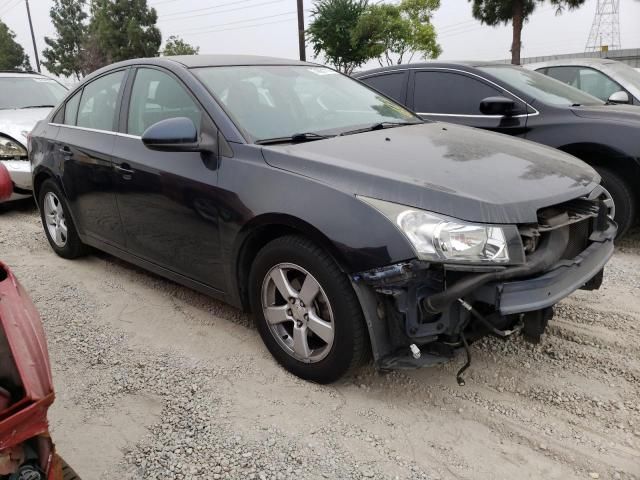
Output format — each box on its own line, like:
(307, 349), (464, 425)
(30, 56), (615, 383)
(355, 62), (640, 237)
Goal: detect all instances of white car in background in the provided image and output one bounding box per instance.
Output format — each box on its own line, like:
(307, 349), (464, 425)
(0, 71), (67, 202)
(526, 58), (640, 106)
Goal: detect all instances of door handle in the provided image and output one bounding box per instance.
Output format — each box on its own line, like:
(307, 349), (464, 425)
(58, 146), (73, 157)
(114, 164), (134, 174)
(114, 163), (134, 180)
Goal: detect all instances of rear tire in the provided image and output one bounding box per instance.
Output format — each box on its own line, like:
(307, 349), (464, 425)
(61, 458), (81, 480)
(38, 179), (88, 259)
(249, 235), (369, 383)
(596, 167), (635, 238)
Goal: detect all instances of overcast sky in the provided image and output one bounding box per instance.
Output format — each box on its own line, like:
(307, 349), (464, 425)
(2, 0), (639, 76)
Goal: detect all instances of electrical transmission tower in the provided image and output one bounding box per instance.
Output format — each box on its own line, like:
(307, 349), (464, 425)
(585, 0), (621, 52)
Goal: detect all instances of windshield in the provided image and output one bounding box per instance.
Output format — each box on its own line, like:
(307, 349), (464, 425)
(606, 61), (640, 89)
(0, 76), (67, 109)
(193, 65), (420, 141)
(478, 66), (604, 107)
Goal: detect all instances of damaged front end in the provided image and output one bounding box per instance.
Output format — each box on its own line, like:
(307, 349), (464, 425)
(352, 188), (616, 384)
(0, 262), (66, 480)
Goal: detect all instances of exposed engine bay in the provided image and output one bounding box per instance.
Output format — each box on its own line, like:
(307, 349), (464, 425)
(352, 190), (616, 384)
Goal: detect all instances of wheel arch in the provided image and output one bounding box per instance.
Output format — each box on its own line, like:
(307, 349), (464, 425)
(32, 167), (57, 203)
(557, 142), (640, 178)
(232, 213), (352, 312)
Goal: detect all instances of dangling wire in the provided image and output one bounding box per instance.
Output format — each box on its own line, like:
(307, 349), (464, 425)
(456, 331), (471, 386)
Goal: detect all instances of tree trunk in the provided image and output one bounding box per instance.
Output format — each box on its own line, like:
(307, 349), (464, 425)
(511, 0), (524, 65)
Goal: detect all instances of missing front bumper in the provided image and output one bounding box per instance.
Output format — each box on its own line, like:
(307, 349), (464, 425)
(352, 232), (615, 371)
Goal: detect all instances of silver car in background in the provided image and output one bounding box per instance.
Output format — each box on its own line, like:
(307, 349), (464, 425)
(0, 71), (67, 202)
(526, 58), (640, 105)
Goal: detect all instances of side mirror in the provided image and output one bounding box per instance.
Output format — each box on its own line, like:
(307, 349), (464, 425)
(142, 117), (200, 152)
(0, 163), (12, 201)
(607, 91), (629, 105)
(479, 96), (516, 116)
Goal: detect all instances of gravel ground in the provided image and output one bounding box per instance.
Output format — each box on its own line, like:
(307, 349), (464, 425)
(1, 200), (639, 480)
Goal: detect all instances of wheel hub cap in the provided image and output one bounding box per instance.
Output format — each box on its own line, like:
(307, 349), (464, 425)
(261, 263), (335, 363)
(43, 191), (68, 248)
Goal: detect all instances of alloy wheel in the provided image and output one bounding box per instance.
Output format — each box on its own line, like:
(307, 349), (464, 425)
(43, 191), (68, 247)
(261, 263), (335, 363)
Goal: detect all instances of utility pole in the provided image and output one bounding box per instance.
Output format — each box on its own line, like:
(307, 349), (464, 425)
(297, 0), (306, 61)
(25, 0), (41, 72)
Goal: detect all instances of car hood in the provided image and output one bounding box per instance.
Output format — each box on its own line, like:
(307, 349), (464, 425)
(0, 108), (52, 145)
(571, 104), (640, 122)
(261, 123), (599, 224)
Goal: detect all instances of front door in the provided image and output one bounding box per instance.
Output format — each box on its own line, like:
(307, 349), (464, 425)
(112, 67), (225, 290)
(410, 69), (530, 137)
(55, 69), (127, 247)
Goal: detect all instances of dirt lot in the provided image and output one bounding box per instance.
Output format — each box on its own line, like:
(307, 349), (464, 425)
(1, 200), (639, 480)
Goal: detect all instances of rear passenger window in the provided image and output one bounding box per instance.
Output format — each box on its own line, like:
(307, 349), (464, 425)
(361, 73), (407, 103)
(127, 68), (201, 136)
(63, 90), (81, 125)
(413, 71), (504, 115)
(77, 70), (125, 132)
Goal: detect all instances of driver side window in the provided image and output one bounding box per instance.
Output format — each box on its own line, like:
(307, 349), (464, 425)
(127, 68), (201, 136)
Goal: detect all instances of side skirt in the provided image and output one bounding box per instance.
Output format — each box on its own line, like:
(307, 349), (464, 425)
(81, 234), (230, 305)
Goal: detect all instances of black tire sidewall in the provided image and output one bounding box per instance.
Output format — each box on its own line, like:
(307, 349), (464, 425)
(38, 179), (86, 258)
(249, 237), (366, 383)
(596, 167), (635, 238)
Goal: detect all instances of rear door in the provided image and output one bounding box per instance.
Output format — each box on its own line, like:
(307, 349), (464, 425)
(409, 69), (530, 136)
(54, 69), (128, 247)
(112, 66), (225, 290)
(358, 71), (409, 104)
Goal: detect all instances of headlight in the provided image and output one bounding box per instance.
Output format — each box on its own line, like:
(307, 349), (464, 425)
(360, 196), (513, 264)
(0, 137), (27, 159)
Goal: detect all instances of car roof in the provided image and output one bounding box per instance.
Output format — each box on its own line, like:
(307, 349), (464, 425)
(525, 58), (619, 69)
(165, 54), (314, 68)
(353, 61), (510, 76)
(82, 55), (322, 84)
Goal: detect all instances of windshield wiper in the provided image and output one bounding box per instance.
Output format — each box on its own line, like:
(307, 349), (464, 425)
(20, 104), (55, 109)
(255, 132), (335, 145)
(339, 120), (421, 136)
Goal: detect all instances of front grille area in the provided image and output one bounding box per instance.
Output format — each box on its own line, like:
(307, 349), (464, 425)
(561, 219), (591, 260)
(520, 194), (608, 259)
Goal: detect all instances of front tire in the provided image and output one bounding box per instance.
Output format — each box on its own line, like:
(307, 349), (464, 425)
(596, 167), (636, 238)
(249, 235), (369, 383)
(38, 179), (87, 258)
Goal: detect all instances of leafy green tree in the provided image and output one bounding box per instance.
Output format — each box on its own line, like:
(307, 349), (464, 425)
(0, 20), (31, 71)
(355, 0), (441, 66)
(162, 35), (199, 56)
(469, 0), (586, 65)
(84, 0), (161, 72)
(306, 0), (371, 74)
(42, 0), (88, 80)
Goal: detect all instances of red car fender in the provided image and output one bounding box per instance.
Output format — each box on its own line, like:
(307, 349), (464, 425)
(0, 163), (11, 200)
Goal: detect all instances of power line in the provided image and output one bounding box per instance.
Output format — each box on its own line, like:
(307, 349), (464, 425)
(0, 0), (22, 16)
(175, 17), (297, 38)
(159, 0), (285, 22)
(171, 10), (302, 36)
(159, 0), (282, 19)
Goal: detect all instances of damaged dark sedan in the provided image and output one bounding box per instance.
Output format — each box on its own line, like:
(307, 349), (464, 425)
(29, 56), (616, 383)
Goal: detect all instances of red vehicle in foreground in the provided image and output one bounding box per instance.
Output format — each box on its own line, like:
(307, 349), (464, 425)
(0, 164), (76, 479)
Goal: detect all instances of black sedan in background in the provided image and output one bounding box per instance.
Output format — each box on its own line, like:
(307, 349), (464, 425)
(355, 63), (640, 237)
(30, 56), (615, 383)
